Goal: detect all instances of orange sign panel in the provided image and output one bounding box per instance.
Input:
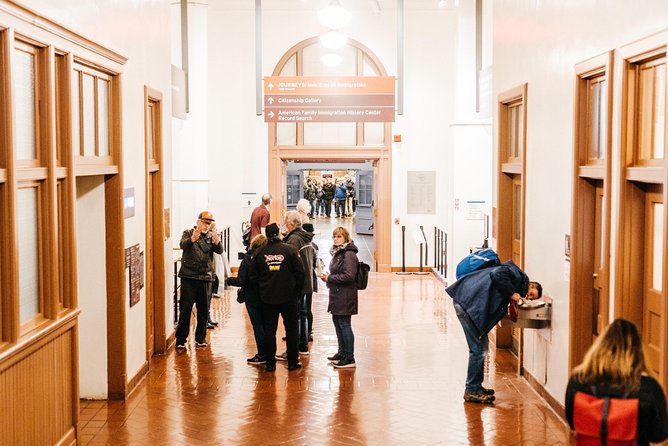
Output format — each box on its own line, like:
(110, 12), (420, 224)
(263, 76), (395, 123)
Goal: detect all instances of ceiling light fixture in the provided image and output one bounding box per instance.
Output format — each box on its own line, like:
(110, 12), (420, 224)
(317, 0), (351, 30)
(321, 53), (343, 67)
(320, 30), (348, 50)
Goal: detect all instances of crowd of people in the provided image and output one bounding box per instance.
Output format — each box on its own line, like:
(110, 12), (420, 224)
(176, 198), (666, 443)
(303, 175), (356, 218)
(177, 197), (360, 371)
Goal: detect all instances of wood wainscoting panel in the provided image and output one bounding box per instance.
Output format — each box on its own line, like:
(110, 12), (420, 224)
(0, 328), (76, 446)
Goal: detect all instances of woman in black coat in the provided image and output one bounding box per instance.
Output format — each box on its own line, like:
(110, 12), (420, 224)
(226, 234), (268, 364)
(565, 319), (667, 445)
(320, 226), (359, 369)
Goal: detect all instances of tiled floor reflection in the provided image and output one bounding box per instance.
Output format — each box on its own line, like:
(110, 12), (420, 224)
(80, 274), (574, 445)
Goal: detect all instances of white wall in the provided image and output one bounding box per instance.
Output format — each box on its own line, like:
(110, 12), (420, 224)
(28, 0), (175, 382)
(492, 0), (668, 403)
(76, 176), (108, 399)
(204, 1), (467, 268)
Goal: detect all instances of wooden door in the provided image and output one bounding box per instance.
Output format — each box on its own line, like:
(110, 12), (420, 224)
(146, 173), (155, 360)
(511, 175), (522, 353)
(592, 182), (606, 341)
(643, 188), (663, 376)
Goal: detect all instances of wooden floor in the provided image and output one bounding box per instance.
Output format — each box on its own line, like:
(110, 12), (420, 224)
(79, 273), (574, 445)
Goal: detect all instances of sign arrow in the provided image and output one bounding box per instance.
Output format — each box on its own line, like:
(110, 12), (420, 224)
(267, 97), (274, 104)
(268, 111), (275, 118)
(267, 83), (274, 90)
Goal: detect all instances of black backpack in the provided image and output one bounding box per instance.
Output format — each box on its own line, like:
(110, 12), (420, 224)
(355, 261), (370, 290)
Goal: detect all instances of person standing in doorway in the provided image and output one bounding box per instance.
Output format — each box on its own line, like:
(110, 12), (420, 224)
(334, 178), (347, 218)
(322, 178), (335, 218)
(250, 193), (272, 241)
(175, 211), (224, 350)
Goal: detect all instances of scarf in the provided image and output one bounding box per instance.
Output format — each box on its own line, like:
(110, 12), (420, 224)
(330, 242), (348, 256)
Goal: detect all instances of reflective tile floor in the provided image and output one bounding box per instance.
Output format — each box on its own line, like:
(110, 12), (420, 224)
(80, 274), (574, 445)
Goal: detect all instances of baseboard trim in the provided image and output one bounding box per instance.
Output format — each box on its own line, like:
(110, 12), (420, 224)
(126, 360), (149, 399)
(166, 331), (176, 351)
(390, 267), (433, 273)
(521, 367), (568, 425)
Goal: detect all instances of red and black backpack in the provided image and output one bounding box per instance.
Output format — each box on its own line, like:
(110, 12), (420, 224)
(573, 387), (639, 445)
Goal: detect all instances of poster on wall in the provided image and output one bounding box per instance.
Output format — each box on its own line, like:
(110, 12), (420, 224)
(407, 171), (436, 214)
(125, 244), (144, 307)
(466, 201), (485, 220)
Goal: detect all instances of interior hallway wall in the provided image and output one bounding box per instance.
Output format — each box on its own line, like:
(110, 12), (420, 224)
(27, 0), (175, 381)
(206, 1), (470, 268)
(492, 0), (668, 404)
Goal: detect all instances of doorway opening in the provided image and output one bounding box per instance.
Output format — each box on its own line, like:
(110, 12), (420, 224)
(285, 160), (375, 269)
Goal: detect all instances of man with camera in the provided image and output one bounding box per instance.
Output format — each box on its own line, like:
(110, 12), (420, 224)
(175, 211), (224, 350)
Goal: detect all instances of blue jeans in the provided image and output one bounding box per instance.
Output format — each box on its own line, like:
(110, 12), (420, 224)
(332, 314), (354, 359)
(453, 302), (488, 393)
(245, 302), (266, 359)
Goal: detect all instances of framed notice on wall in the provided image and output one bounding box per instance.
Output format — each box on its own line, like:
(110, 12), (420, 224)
(407, 171), (436, 214)
(125, 244), (144, 307)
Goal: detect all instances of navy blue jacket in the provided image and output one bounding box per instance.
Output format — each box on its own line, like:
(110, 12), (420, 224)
(226, 250), (261, 306)
(446, 260), (528, 339)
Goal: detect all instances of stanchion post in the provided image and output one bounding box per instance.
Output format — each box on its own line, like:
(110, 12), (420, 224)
(396, 225), (412, 275)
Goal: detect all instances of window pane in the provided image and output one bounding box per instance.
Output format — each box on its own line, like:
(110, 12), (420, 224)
(517, 106), (524, 158)
(13, 49), (36, 161)
(82, 74), (96, 156)
(147, 104), (155, 159)
(599, 80), (607, 160)
(97, 79), (109, 156)
(638, 66), (653, 161)
(304, 122), (356, 146)
(653, 63), (665, 160)
(652, 202), (663, 291)
(277, 123), (296, 145)
(363, 122), (384, 145)
(589, 82), (600, 160)
(280, 54), (296, 76)
(302, 44), (356, 76)
(513, 184), (522, 240)
(18, 187), (40, 324)
(363, 56), (379, 76)
(72, 71), (81, 156)
(509, 107), (517, 158)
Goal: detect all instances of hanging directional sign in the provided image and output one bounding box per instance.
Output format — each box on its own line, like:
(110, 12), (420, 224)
(263, 76), (395, 123)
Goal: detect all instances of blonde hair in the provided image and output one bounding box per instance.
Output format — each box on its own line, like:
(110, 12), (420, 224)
(570, 319), (651, 392)
(332, 226), (351, 243)
(250, 234), (268, 250)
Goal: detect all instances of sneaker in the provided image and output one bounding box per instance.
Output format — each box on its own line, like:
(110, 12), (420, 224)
(463, 391), (495, 404)
(308, 334), (314, 342)
(481, 386), (495, 396)
(175, 342), (186, 352)
(327, 352), (343, 362)
(275, 351), (288, 361)
(332, 357), (356, 368)
(247, 355), (266, 365)
(206, 322), (215, 329)
(207, 320), (219, 326)
(299, 349), (310, 356)
(195, 340), (208, 348)
(287, 362), (303, 371)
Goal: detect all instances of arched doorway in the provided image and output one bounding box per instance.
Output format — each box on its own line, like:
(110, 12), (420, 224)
(267, 36), (393, 272)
